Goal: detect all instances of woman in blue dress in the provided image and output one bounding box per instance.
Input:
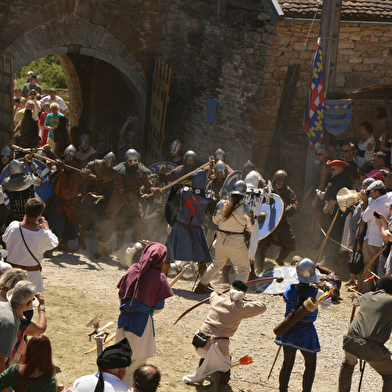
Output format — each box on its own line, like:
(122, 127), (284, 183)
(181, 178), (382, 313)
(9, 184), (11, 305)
(275, 258), (321, 392)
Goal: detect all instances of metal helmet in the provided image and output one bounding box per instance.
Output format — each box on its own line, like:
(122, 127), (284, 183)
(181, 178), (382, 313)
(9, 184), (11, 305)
(125, 149), (140, 165)
(1, 146), (11, 158)
(273, 169), (288, 183)
(35, 148), (46, 158)
(184, 150), (197, 165)
(170, 139), (181, 155)
(231, 180), (247, 197)
(64, 144), (77, 162)
(215, 160), (227, 179)
(9, 160), (25, 176)
(79, 133), (91, 150)
(103, 152), (116, 167)
(214, 148), (226, 162)
(242, 160), (255, 175)
(245, 170), (259, 190)
(296, 258), (320, 283)
(192, 170), (207, 190)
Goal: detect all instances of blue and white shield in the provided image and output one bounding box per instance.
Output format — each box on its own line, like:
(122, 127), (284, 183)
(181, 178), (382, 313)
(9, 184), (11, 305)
(206, 98), (218, 125)
(0, 158), (53, 206)
(258, 193), (284, 240)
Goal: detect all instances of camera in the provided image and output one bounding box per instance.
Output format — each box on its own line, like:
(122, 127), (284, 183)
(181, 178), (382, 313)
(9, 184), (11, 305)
(373, 211), (380, 219)
(38, 217), (43, 224)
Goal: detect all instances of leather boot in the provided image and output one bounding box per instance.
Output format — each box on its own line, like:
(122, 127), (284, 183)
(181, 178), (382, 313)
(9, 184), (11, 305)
(194, 282), (213, 294)
(198, 265), (207, 277)
(79, 230), (86, 250)
(162, 262), (170, 277)
(248, 263), (257, 281)
(94, 241), (108, 259)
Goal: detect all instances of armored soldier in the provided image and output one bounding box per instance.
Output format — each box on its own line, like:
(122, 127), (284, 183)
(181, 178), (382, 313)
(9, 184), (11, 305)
(2, 159), (42, 223)
(159, 139), (184, 165)
(205, 148), (233, 179)
(195, 180), (256, 294)
(79, 152), (116, 249)
(162, 170), (216, 277)
(159, 150), (199, 184)
(45, 145), (95, 252)
(96, 149), (160, 257)
(0, 146), (12, 173)
(256, 170), (298, 271)
(75, 133), (100, 168)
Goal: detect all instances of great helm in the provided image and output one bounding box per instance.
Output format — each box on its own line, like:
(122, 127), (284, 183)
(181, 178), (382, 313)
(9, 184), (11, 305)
(9, 160), (25, 176)
(215, 160), (227, 179)
(125, 149), (140, 165)
(192, 170), (207, 190)
(230, 180), (247, 197)
(103, 152), (117, 167)
(64, 144), (77, 162)
(170, 140), (181, 155)
(184, 150), (197, 165)
(296, 258), (321, 284)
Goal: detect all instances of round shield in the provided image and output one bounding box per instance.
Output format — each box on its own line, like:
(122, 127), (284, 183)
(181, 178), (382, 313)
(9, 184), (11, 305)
(141, 161), (177, 223)
(258, 193), (284, 241)
(254, 266), (298, 294)
(0, 158), (53, 206)
(219, 170), (245, 200)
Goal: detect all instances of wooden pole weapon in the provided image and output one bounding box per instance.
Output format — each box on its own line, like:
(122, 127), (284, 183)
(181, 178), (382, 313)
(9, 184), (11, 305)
(267, 345), (281, 380)
(314, 209), (339, 264)
(11, 143), (83, 173)
(174, 276), (283, 325)
(144, 161), (210, 199)
(170, 264), (192, 287)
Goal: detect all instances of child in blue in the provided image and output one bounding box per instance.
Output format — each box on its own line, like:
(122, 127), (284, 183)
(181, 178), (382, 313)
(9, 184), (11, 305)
(275, 258), (321, 392)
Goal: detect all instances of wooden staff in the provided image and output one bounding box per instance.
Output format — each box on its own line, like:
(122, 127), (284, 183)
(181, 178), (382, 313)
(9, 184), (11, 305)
(267, 345), (281, 381)
(144, 161), (210, 199)
(170, 264), (192, 287)
(174, 276), (283, 325)
(314, 209), (339, 264)
(11, 143), (83, 173)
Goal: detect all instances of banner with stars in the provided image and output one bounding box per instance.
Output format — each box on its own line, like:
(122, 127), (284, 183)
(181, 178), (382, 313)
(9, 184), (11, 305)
(303, 37), (324, 149)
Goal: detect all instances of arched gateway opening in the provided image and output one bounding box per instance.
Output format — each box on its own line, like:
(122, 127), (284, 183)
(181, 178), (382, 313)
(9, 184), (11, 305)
(4, 15), (147, 152)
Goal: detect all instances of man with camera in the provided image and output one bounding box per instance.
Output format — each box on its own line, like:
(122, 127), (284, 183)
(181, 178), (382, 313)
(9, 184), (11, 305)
(2, 198), (58, 292)
(360, 180), (392, 292)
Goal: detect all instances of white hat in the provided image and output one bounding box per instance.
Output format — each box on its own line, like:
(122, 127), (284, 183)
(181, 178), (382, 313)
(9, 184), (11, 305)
(6, 288), (39, 309)
(336, 188), (360, 212)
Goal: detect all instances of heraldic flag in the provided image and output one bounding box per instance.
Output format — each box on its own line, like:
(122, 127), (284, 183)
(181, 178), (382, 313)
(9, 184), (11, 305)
(303, 37), (324, 148)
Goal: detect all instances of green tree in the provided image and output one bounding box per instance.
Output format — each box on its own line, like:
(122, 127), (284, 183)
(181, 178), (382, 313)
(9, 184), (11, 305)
(16, 55), (67, 89)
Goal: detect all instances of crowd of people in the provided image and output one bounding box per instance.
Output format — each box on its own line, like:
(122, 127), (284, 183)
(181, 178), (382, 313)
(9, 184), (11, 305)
(1, 71), (392, 391)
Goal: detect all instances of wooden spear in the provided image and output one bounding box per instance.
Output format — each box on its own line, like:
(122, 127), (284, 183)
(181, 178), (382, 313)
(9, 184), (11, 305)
(174, 276), (283, 325)
(314, 209), (339, 264)
(143, 162), (210, 199)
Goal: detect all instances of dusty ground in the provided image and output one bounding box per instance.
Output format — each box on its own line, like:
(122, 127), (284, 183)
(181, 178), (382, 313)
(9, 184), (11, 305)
(40, 230), (389, 392)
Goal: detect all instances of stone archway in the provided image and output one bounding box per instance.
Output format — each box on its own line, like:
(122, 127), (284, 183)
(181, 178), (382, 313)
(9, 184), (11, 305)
(4, 15), (148, 150)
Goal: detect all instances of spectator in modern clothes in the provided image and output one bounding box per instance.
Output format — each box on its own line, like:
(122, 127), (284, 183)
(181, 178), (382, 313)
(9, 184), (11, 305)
(0, 280), (36, 374)
(39, 102), (51, 146)
(133, 365), (161, 392)
(21, 75), (42, 98)
(39, 88), (68, 114)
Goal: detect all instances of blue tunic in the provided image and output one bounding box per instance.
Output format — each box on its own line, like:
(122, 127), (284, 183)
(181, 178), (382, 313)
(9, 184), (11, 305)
(117, 298), (164, 337)
(166, 188), (212, 262)
(274, 284), (320, 354)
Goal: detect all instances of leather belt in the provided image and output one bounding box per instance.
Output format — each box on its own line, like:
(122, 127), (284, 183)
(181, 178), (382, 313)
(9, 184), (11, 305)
(8, 262), (41, 272)
(298, 321), (313, 325)
(176, 221), (201, 228)
(218, 229), (244, 235)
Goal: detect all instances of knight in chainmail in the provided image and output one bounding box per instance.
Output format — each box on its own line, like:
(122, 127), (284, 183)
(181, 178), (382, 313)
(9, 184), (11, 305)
(2, 159), (42, 224)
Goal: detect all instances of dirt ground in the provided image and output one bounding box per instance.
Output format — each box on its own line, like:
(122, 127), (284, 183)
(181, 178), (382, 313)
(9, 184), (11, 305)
(40, 230), (389, 392)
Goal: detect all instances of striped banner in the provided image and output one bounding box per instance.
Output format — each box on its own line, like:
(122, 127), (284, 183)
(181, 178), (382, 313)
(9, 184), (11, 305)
(324, 99), (352, 136)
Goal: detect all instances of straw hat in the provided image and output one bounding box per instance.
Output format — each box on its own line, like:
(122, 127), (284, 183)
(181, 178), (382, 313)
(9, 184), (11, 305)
(336, 188), (360, 212)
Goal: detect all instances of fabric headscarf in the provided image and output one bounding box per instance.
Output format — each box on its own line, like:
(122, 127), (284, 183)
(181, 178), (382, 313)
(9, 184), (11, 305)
(94, 338), (132, 392)
(117, 242), (173, 307)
